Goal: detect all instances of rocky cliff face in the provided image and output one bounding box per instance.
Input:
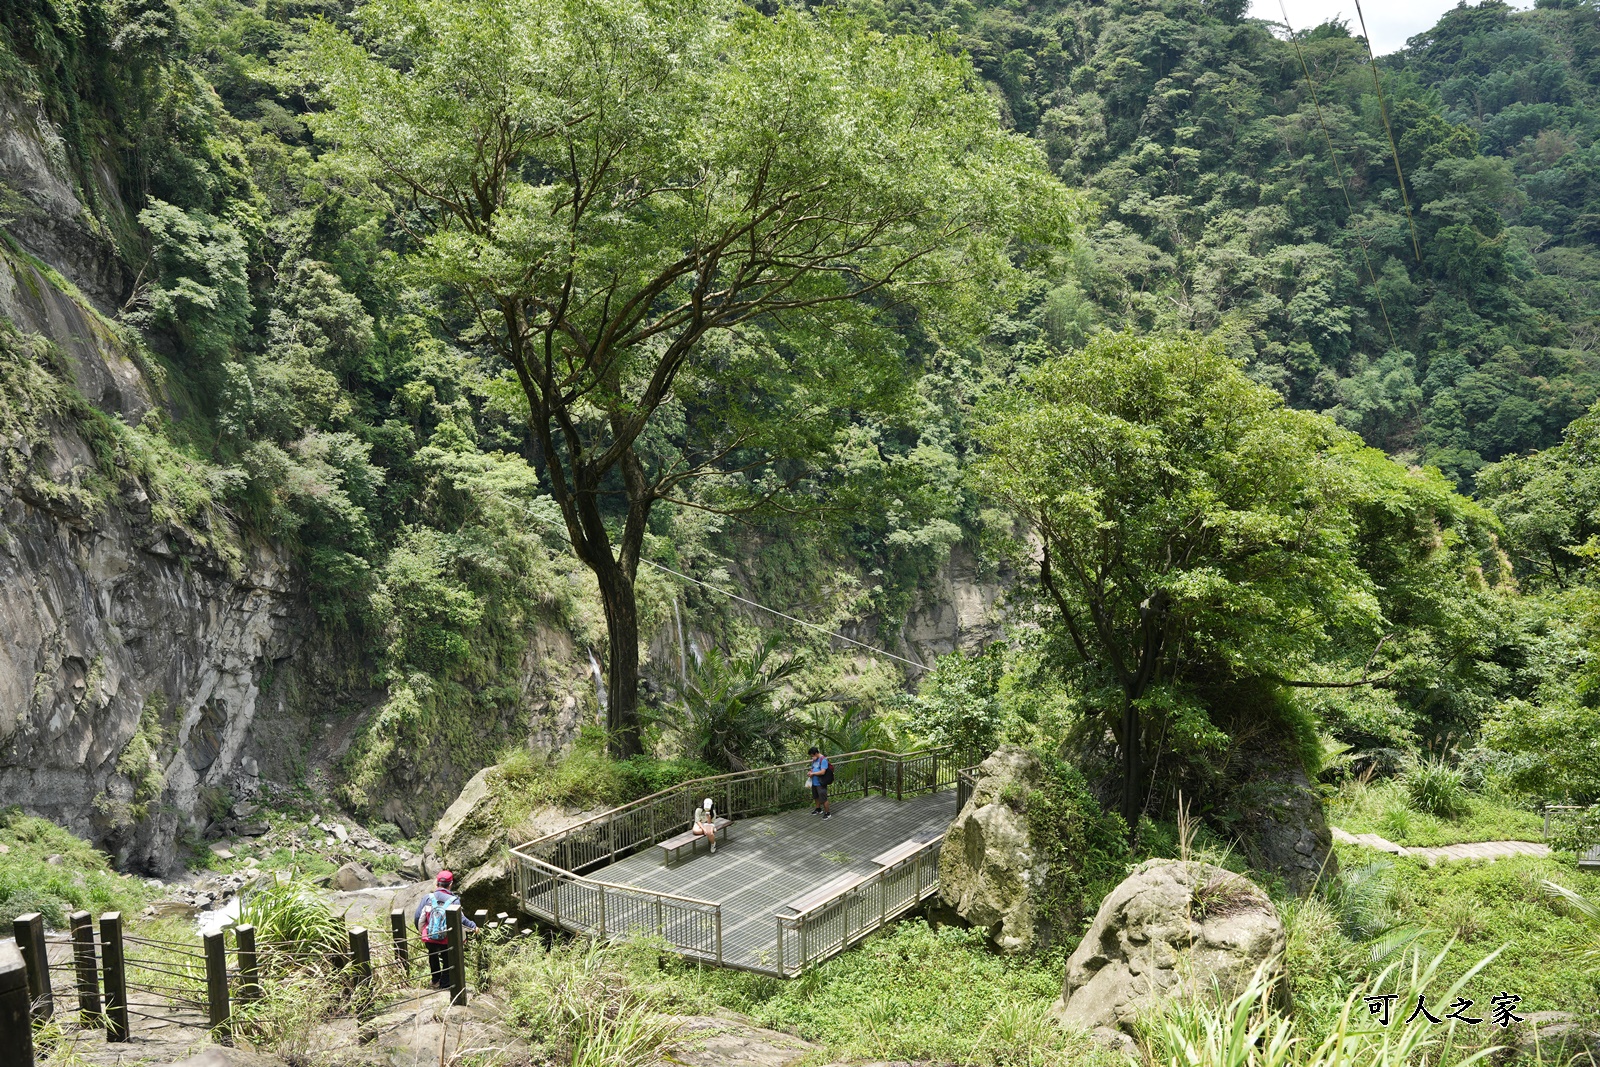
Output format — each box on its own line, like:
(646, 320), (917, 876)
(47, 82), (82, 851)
(0, 83), (315, 874)
(0, 496), (305, 874)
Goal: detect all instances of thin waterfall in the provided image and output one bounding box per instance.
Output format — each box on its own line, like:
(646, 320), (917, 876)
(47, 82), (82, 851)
(588, 649), (608, 721)
(672, 597), (688, 682)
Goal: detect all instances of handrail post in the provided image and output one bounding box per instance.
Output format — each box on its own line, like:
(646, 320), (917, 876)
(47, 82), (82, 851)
(598, 885), (607, 939)
(68, 912), (100, 1026)
(445, 905), (467, 1006)
(236, 924), (260, 1005)
(896, 758), (904, 801)
(389, 909), (409, 978)
(204, 929), (230, 1038)
(471, 911), (488, 988)
(99, 914), (127, 1041)
(12, 913), (50, 1020)
(0, 942), (32, 1067)
(714, 907), (723, 966)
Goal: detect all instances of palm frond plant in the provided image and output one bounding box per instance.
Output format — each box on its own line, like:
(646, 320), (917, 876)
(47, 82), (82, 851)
(652, 634), (812, 771)
(806, 702), (894, 755)
(1541, 879), (1600, 964)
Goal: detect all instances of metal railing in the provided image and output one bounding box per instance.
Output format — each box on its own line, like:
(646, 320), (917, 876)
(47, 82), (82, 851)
(774, 836), (943, 976)
(509, 746), (969, 974)
(512, 854), (726, 964)
(956, 764), (978, 814)
(513, 747), (961, 874)
(1543, 803), (1600, 870)
(1542, 803), (1595, 838)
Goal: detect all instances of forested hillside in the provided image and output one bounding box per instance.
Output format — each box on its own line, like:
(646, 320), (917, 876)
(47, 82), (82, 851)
(3, 0), (1600, 831)
(4, 0), (1600, 1061)
(839, 0), (1600, 487)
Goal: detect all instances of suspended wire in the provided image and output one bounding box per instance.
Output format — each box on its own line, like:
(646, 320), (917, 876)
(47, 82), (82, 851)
(1278, 1), (1400, 349)
(491, 493), (927, 669)
(1352, 0), (1425, 267)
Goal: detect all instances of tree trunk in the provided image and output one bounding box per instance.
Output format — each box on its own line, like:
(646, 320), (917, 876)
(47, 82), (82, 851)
(593, 558), (643, 760)
(1120, 695), (1140, 833)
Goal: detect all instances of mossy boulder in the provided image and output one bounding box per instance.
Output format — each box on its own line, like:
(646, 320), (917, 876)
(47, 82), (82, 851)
(939, 745), (1128, 954)
(422, 764), (600, 914)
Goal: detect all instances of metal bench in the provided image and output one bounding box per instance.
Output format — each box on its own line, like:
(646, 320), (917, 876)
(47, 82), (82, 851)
(778, 870), (869, 916)
(871, 832), (943, 868)
(657, 817), (732, 866)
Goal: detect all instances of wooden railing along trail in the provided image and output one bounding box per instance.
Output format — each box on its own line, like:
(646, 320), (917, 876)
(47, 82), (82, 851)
(4, 899), (522, 1062)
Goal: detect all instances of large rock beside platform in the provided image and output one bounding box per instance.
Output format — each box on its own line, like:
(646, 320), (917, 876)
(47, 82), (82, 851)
(1053, 859), (1285, 1036)
(422, 761), (601, 914)
(938, 746), (1048, 954)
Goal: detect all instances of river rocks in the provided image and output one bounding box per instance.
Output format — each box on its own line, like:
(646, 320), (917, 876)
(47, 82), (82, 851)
(938, 746), (1047, 954)
(332, 861), (379, 891)
(1053, 860), (1285, 1036)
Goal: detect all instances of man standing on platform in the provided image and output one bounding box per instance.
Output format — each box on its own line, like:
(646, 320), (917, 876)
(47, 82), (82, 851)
(808, 747), (833, 819)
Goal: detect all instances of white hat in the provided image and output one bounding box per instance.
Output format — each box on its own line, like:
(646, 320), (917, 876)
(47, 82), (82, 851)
(703, 798), (713, 810)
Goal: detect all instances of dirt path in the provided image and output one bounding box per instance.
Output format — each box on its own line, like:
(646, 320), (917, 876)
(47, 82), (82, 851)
(1331, 827), (1551, 863)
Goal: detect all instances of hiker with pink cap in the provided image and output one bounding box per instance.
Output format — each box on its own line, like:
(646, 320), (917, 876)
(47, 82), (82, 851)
(414, 869), (477, 989)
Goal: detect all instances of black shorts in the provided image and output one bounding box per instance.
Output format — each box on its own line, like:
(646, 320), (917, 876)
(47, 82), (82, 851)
(812, 782), (829, 804)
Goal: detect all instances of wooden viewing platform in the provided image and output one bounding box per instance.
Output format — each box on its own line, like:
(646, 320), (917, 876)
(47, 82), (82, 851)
(510, 748), (968, 975)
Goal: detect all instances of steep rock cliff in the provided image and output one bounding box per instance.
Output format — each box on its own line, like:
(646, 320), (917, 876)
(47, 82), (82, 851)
(0, 81), (312, 873)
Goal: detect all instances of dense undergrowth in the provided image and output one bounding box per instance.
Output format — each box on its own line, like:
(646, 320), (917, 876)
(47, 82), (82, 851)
(1327, 777), (1546, 847)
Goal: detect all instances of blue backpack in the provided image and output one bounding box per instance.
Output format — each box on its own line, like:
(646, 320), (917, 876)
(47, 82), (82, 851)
(418, 891), (451, 942)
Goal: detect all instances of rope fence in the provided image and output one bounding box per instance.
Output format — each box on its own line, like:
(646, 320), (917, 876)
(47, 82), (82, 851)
(8, 900), (531, 1063)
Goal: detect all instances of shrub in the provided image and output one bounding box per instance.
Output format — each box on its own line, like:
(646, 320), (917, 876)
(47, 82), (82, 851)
(655, 634), (809, 771)
(1401, 757), (1470, 819)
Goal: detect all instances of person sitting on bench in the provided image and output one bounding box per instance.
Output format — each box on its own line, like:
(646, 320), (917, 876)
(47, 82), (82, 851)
(692, 797), (719, 853)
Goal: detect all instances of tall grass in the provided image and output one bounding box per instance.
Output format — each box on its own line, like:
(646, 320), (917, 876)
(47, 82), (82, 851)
(1142, 943), (1506, 1067)
(495, 938), (680, 1067)
(0, 811), (151, 927)
(236, 877), (347, 967)
(1401, 758), (1470, 819)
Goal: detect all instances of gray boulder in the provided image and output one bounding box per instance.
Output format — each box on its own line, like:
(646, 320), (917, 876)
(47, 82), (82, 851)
(330, 861), (378, 892)
(423, 766), (498, 876)
(1226, 759), (1337, 896)
(938, 746), (1047, 954)
(1053, 859), (1285, 1036)
(422, 761), (601, 914)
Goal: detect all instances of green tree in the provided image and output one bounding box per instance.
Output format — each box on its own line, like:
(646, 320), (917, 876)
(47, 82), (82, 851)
(302, 0), (1071, 756)
(973, 332), (1383, 827)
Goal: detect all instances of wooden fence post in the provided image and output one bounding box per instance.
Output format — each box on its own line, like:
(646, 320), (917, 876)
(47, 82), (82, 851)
(11, 913), (50, 1020)
(471, 911), (488, 989)
(68, 912), (100, 1026)
(0, 942), (33, 1067)
(99, 914), (127, 1042)
(349, 928), (371, 988)
(389, 909), (409, 978)
(445, 905), (466, 1006)
(204, 929), (230, 1036)
(235, 924), (259, 1005)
